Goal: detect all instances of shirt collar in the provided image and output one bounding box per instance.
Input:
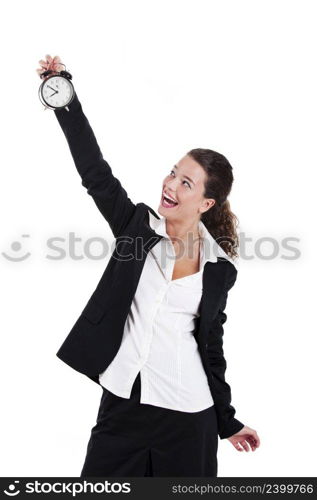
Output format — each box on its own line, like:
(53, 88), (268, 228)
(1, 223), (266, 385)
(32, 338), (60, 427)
(147, 209), (237, 269)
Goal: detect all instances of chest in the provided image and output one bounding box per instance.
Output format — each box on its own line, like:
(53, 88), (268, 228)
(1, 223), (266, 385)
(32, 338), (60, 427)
(133, 250), (203, 321)
(151, 238), (202, 281)
(171, 254), (201, 281)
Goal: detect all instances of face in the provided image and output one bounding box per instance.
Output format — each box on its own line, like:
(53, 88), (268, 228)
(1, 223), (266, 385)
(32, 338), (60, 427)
(158, 154), (216, 222)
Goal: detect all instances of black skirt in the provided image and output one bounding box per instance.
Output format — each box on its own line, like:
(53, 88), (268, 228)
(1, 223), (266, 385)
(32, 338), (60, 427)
(80, 372), (218, 477)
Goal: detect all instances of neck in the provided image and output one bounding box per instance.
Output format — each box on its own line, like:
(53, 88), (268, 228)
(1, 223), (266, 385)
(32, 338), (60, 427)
(165, 217), (201, 244)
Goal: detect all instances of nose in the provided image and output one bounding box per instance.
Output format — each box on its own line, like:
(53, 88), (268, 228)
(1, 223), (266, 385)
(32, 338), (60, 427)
(165, 178), (177, 192)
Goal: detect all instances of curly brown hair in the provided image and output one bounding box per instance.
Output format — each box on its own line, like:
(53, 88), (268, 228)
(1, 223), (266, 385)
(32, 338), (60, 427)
(187, 148), (240, 260)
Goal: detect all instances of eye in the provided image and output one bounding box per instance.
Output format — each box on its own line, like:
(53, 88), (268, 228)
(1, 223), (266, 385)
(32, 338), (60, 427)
(168, 170), (191, 188)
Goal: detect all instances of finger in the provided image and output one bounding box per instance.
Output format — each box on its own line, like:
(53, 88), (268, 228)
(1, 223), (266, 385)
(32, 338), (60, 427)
(240, 440), (250, 452)
(234, 441), (244, 452)
(36, 68), (47, 76)
(45, 54), (53, 63)
(252, 432), (260, 447)
(52, 56), (63, 71)
(253, 438), (260, 448)
(246, 437), (256, 451)
(38, 59), (48, 67)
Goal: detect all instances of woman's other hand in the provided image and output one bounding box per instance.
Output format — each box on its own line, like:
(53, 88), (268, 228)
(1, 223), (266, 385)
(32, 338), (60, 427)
(227, 425), (260, 452)
(36, 54), (64, 80)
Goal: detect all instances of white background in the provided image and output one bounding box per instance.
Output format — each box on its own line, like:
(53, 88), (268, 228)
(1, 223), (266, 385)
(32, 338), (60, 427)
(1, 0), (316, 477)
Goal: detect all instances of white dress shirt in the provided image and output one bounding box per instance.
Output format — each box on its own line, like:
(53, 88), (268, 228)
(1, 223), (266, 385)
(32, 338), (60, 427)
(98, 210), (235, 412)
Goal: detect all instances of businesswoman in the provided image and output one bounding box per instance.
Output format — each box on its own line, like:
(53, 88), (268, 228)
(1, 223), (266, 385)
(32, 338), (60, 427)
(37, 55), (260, 477)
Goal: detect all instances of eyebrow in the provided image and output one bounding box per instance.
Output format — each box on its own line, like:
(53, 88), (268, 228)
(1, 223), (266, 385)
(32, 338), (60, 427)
(173, 164), (195, 185)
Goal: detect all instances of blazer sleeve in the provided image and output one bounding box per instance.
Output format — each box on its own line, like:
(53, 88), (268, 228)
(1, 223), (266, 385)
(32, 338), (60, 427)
(206, 262), (245, 439)
(53, 91), (136, 238)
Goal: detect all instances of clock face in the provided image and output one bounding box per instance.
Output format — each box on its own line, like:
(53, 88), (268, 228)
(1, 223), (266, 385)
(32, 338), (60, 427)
(42, 76), (73, 108)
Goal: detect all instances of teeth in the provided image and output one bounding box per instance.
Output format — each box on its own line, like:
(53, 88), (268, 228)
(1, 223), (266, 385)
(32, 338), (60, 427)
(164, 192), (177, 203)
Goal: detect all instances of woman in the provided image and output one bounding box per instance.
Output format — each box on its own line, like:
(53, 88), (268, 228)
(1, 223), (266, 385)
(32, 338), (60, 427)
(37, 55), (260, 477)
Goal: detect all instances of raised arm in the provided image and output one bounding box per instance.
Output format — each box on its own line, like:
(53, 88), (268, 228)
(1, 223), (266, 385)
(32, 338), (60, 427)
(53, 91), (136, 237)
(37, 54), (136, 238)
(206, 263), (245, 439)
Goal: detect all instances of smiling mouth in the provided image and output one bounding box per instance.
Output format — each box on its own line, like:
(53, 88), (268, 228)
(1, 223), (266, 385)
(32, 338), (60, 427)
(161, 192), (179, 208)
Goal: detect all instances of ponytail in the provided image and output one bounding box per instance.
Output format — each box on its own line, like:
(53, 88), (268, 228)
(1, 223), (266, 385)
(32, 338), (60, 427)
(201, 199), (239, 260)
(187, 148), (240, 260)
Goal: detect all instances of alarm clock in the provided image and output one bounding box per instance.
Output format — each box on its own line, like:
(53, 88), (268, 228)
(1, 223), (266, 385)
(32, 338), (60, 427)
(38, 69), (75, 111)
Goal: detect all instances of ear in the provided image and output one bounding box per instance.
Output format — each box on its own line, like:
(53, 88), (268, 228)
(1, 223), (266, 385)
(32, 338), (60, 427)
(200, 198), (216, 214)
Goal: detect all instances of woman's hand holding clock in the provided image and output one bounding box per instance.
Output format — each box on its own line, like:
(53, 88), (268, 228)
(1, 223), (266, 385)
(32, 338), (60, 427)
(36, 54), (64, 79)
(36, 54), (74, 110)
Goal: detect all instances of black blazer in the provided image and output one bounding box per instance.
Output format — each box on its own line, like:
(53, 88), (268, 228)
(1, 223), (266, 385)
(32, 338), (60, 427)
(53, 91), (244, 440)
